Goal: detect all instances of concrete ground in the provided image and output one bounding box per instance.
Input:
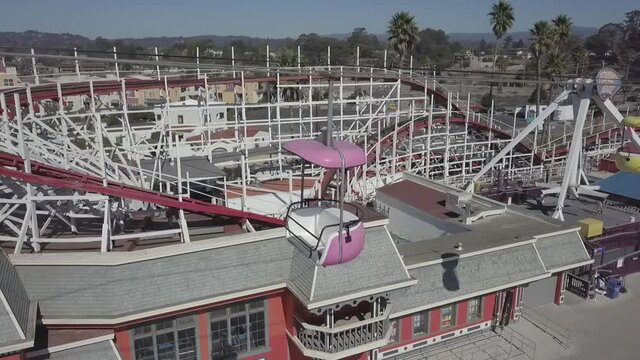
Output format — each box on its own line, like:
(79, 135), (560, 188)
(513, 273), (640, 360)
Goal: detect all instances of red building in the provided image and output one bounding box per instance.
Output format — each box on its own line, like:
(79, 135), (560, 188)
(0, 175), (592, 360)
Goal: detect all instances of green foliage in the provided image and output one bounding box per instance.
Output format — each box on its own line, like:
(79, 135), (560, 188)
(552, 15), (573, 46)
(545, 51), (567, 81)
(277, 48), (297, 67)
(481, 92), (493, 108)
(488, 0), (515, 40)
(347, 27), (379, 58)
(528, 87), (548, 103)
(414, 28), (457, 69)
(388, 11), (420, 64)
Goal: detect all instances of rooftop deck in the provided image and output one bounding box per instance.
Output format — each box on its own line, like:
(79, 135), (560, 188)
(377, 173), (576, 266)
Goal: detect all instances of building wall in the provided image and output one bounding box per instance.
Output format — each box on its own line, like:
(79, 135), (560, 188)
(0, 353), (26, 360)
(113, 291), (287, 360)
(381, 293), (497, 357)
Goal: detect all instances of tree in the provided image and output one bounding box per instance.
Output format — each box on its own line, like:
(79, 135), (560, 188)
(545, 50), (567, 100)
(388, 11), (420, 66)
(277, 48), (297, 67)
(571, 44), (589, 76)
(530, 21), (555, 142)
(414, 28), (457, 69)
(503, 35), (513, 50)
(488, 0), (515, 95)
(496, 55), (509, 89)
(347, 27), (379, 59)
(551, 15), (572, 52)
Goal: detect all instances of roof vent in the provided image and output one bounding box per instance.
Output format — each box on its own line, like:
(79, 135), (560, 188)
(454, 242), (463, 251)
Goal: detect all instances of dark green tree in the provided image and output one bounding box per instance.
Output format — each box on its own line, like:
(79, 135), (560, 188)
(388, 11), (420, 66)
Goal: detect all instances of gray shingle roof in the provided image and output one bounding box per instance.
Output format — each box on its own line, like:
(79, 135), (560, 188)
(535, 231), (591, 271)
(288, 226), (413, 307)
(390, 243), (548, 315)
(309, 227), (412, 305)
(16, 238), (294, 320)
(0, 250), (35, 352)
(32, 341), (120, 360)
(0, 310), (21, 346)
(15, 225), (412, 320)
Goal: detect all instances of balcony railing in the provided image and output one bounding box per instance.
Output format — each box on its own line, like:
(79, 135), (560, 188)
(292, 305), (392, 359)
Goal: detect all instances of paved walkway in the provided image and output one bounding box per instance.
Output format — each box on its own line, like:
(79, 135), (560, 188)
(513, 273), (640, 360)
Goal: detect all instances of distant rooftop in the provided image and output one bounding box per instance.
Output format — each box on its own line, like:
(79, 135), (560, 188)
(376, 173), (577, 266)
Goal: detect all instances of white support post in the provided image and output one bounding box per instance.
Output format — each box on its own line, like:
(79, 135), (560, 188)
(392, 79), (400, 178)
(196, 46), (201, 78)
(383, 49), (387, 72)
(426, 95), (434, 178)
(14, 93), (40, 252)
(113, 46), (120, 80)
(175, 135), (191, 243)
(489, 99), (495, 143)
(74, 47), (81, 81)
(553, 90), (591, 221)
(297, 45), (301, 70)
(241, 71), (249, 161)
(56, 83), (69, 169)
(277, 71), (283, 175)
(409, 55), (413, 77)
(466, 90), (569, 191)
(30, 48), (39, 85)
(339, 67), (344, 135)
(240, 152), (247, 211)
(100, 199), (110, 253)
(444, 92), (451, 181)
(327, 46), (331, 70)
(231, 46), (236, 78)
(266, 45), (270, 76)
(154, 47), (160, 80)
(356, 46), (360, 72)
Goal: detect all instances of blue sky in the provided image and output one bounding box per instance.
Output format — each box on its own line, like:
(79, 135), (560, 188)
(2, 0), (637, 38)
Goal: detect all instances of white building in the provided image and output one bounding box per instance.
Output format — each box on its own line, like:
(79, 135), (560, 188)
(154, 99), (228, 128)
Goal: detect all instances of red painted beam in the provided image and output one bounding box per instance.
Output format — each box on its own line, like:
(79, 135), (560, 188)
(0, 152), (284, 227)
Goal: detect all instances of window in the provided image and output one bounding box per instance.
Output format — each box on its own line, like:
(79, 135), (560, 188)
(210, 299), (267, 359)
(131, 315), (197, 360)
(411, 312), (428, 337)
(466, 297), (482, 323)
(177, 115), (184, 124)
(3, 79), (14, 87)
(388, 319), (401, 344)
(440, 304), (456, 330)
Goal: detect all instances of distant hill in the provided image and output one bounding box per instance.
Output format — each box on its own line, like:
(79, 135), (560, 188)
(0, 30), (292, 50)
(448, 26), (598, 44)
(0, 26), (598, 51)
(0, 30), (93, 49)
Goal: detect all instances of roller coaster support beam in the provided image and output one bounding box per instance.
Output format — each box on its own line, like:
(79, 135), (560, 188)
(552, 88), (592, 221)
(595, 97), (640, 148)
(465, 90), (570, 192)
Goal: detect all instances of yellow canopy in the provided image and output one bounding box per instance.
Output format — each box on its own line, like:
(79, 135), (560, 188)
(622, 116), (640, 128)
(615, 151), (640, 173)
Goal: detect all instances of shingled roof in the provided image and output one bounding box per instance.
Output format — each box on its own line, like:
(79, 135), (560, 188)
(0, 250), (37, 355)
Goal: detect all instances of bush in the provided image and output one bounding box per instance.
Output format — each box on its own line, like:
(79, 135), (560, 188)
(481, 92), (493, 108)
(528, 87), (548, 103)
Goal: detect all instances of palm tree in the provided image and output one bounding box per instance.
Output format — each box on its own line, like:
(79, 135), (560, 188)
(388, 12), (420, 67)
(530, 21), (554, 142)
(496, 56), (509, 89)
(545, 50), (567, 101)
(489, 0), (515, 94)
(571, 45), (588, 76)
(551, 15), (572, 51)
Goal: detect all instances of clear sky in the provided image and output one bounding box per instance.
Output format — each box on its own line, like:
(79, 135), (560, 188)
(2, 0), (638, 38)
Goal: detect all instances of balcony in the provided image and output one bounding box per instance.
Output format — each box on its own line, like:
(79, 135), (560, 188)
(289, 305), (392, 360)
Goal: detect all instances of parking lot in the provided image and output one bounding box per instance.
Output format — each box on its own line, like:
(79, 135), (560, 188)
(513, 273), (640, 360)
